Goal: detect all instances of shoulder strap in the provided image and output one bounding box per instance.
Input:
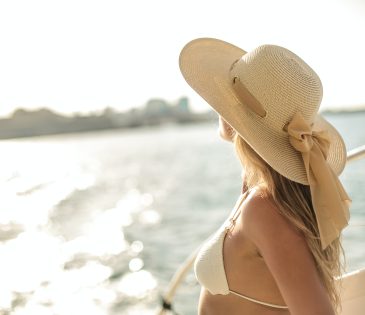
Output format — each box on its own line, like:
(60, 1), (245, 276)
(228, 188), (252, 222)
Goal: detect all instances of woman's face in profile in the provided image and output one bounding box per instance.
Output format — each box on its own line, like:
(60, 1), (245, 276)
(218, 115), (235, 142)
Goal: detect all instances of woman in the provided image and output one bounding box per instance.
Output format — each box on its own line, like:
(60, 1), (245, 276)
(179, 38), (352, 315)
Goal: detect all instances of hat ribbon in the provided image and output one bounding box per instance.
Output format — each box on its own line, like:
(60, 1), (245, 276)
(286, 112), (351, 250)
(232, 75), (267, 118)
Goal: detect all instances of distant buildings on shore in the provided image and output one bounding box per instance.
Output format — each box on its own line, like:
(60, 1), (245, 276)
(0, 97), (216, 139)
(321, 106), (365, 115)
(1, 97), (363, 140)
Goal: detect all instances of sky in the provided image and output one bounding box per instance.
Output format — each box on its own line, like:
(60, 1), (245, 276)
(0, 0), (364, 118)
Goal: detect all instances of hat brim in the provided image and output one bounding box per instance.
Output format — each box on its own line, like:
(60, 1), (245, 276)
(179, 37), (346, 185)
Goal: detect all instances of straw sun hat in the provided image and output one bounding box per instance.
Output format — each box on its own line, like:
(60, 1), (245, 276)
(179, 37), (351, 250)
(179, 37), (346, 185)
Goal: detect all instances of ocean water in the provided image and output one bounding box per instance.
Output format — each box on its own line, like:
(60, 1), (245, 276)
(0, 112), (364, 315)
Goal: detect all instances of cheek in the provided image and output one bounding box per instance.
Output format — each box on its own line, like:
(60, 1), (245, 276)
(220, 123), (234, 136)
(219, 125), (226, 136)
(218, 125), (231, 140)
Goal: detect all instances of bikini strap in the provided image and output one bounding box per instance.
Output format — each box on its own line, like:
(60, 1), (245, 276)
(229, 290), (289, 309)
(225, 188), (251, 230)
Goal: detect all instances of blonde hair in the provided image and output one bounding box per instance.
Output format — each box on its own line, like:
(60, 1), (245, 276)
(232, 132), (346, 314)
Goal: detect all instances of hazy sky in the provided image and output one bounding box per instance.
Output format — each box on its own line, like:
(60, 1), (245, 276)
(0, 0), (364, 118)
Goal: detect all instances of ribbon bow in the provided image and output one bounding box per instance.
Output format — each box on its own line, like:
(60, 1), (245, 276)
(286, 112), (351, 250)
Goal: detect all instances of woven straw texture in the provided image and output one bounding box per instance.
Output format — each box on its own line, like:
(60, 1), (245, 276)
(179, 38), (346, 185)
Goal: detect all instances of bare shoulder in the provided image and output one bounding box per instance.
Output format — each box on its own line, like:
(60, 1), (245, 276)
(239, 188), (335, 314)
(240, 188), (304, 250)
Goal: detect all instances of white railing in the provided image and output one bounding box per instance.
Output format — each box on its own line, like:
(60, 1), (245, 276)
(347, 145), (365, 163)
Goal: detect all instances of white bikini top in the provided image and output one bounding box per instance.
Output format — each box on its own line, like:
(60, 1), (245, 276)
(194, 188), (289, 310)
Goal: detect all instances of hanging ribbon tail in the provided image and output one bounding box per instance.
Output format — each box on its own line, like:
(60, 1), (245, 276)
(287, 112), (352, 251)
(311, 176), (352, 250)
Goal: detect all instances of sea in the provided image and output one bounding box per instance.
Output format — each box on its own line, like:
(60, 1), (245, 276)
(0, 112), (364, 315)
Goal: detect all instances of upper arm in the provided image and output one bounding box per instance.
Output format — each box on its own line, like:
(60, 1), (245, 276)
(241, 194), (335, 315)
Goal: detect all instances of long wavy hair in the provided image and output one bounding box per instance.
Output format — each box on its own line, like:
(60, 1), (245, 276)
(232, 132), (346, 314)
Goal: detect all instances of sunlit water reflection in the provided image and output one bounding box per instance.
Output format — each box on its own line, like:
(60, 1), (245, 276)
(0, 114), (364, 315)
